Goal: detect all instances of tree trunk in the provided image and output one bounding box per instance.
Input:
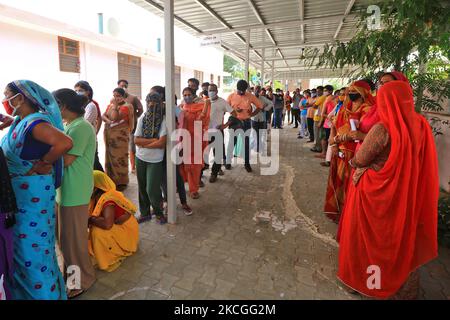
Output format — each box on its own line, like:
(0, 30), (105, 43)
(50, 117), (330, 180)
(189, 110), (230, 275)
(415, 52), (428, 113)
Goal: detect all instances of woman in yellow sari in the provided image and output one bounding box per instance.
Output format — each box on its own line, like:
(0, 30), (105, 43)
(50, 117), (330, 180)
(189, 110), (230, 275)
(88, 170), (139, 272)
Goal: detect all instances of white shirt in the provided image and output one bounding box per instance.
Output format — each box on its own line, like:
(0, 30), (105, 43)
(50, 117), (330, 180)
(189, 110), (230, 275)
(252, 95), (273, 122)
(209, 97), (233, 129)
(84, 102), (98, 128)
(134, 116), (167, 163)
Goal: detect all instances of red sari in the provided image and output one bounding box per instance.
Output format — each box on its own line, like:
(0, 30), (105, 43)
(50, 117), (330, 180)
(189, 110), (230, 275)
(337, 81), (439, 298)
(178, 101), (210, 194)
(324, 81), (374, 222)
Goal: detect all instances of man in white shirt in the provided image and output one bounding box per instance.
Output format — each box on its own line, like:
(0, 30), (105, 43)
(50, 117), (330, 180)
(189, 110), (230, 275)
(207, 83), (233, 183)
(252, 86), (273, 153)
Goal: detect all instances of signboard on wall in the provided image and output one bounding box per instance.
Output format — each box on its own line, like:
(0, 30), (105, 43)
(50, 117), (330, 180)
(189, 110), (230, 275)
(200, 35), (221, 47)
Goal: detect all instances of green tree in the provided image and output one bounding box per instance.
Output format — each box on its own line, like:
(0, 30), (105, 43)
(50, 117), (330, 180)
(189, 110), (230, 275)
(223, 55), (262, 86)
(305, 0), (450, 119)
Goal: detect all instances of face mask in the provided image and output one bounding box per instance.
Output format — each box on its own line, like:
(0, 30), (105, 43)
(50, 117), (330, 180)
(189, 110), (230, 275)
(2, 93), (20, 116)
(311, 93), (317, 97)
(76, 90), (86, 96)
(348, 93), (361, 102)
(237, 90), (245, 96)
(208, 91), (217, 100)
(184, 96), (193, 104)
(202, 90), (208, 97)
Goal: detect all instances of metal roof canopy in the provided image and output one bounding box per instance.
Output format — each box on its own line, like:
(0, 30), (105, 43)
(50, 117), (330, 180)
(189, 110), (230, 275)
(130, 0), (366, 80)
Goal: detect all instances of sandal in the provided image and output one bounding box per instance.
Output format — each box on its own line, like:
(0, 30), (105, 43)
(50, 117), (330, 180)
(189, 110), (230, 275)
(68, 289), (85, 299)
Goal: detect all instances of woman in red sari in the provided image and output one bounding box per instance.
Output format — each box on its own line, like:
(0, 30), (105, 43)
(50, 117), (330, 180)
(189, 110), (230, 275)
(337, 80), (439, 299)
(178, 87), (210, 199)
(323, 81), (374, 222)
(348, 71), (409, 145)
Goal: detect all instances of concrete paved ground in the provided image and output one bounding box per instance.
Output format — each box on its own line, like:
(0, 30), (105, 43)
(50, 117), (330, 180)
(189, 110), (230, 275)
(80, 125), (450, 300)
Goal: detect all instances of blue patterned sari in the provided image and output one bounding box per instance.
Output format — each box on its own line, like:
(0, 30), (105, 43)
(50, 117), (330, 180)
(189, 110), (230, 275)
(0, 80), (67, 300)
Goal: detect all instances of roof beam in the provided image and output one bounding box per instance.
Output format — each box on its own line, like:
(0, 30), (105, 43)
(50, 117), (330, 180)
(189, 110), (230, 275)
(192, 0), (267, 69)
(334, 0), (356, 39)
(143, 0), (202, 33)
(246, 0), (290, 70)
(249, 37), (352, 50)
(202, 13), (356, 35)
(299, 0), (305, 43)
(193, 0), (231, 29)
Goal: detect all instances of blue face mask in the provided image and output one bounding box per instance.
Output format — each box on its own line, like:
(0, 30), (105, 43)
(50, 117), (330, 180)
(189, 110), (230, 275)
(208, 91), (217, 100)
(184, 96), (193, 104)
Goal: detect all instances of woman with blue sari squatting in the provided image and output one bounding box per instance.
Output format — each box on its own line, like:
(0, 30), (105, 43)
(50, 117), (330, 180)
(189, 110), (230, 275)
(1, 80), (72, 300)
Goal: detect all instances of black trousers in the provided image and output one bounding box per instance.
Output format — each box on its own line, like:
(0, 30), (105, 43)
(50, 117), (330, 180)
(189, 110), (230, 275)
(251, 120), (266, 153)
(307, 118), (315, 141)
(93, 143), (104, 172)
(291, 109), (300, 128)
(210, 131), (226, 176)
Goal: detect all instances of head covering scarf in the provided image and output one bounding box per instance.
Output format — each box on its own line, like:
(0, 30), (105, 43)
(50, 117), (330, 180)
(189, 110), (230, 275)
(359, 71), (410, 134)
(9, 80), (63, 130)
(1, 80), (64, 187)
(142, 92), (164, 139)
(334, 80), (375, 151)
(338, 81), (439, 298)
(89, 170), (137, 218)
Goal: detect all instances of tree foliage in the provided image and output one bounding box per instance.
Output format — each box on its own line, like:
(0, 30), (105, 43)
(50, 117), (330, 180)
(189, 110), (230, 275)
(304, 0), (450, 118)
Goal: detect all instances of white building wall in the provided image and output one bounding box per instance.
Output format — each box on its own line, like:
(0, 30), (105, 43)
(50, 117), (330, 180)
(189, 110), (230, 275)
(0, 0), (224, 109)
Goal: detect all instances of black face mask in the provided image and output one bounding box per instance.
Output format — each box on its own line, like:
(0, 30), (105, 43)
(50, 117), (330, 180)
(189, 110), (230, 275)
(348, 93), (361, 101)
(202, 90), (208, 97)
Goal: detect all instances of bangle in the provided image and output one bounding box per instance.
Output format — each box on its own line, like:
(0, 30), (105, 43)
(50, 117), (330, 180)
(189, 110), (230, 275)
(40, 159), (52, 165)
(329, 144), (337, 148)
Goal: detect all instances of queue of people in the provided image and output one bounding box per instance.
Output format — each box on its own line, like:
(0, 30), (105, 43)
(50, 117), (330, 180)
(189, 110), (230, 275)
(290, 72), (438, 299)
(0, 71), (440, 300)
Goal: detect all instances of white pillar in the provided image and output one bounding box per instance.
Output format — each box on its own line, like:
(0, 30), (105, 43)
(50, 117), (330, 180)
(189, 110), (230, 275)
(271, 61), (274, 87)
(164, 0), (177, 224)
(245, 29), (250, 83)
(261, 48), (265, 86)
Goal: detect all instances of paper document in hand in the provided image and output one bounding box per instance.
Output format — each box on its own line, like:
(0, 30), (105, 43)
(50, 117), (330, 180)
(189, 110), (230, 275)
(349, 119), (360, 142)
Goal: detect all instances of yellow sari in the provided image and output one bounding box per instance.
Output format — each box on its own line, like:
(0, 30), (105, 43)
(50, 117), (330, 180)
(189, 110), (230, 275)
(88, 171), (139, 272)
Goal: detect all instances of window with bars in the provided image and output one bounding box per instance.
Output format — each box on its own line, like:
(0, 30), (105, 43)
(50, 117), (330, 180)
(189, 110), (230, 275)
(118, 52), (142, 99)
(194, 70), (204, 84)
(58, 36), (80, 73)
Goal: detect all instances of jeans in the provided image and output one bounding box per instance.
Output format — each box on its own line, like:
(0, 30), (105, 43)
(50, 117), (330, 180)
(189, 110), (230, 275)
(299, 114), (308, 137)
(136, 158), (164, 217)
(273, 108), (283, 128)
